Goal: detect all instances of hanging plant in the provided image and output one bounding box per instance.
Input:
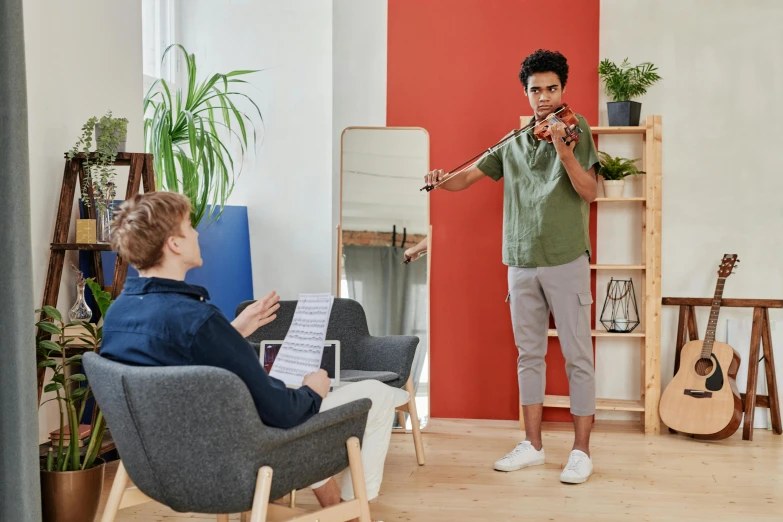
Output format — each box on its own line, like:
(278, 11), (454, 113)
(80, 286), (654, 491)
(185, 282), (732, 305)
(67, 111), (128, 213)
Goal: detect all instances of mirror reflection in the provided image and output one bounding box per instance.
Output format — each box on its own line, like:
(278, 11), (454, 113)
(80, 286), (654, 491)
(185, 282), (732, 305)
(339, 127), (430, 429)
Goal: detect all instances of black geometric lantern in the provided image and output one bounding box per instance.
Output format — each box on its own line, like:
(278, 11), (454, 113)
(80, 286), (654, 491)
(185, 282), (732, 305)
(599, 278), (640, 333)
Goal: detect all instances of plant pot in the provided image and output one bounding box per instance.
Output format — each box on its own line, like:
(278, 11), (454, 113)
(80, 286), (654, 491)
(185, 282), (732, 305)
(603, 179), (625, 198)
(94, 124), (126, 153)
(607, 101), (642, 126)
(40, 457), (105, 522)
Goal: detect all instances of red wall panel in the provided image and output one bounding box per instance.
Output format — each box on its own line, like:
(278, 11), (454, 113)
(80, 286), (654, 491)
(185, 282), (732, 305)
(387, 0), (600, 420)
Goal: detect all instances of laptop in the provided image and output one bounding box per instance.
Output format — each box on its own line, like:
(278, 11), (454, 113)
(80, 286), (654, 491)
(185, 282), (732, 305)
(260, 340), (341, 387)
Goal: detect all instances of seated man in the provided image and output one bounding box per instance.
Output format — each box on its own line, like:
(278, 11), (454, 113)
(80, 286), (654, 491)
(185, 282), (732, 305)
(100, 191), (408, 514)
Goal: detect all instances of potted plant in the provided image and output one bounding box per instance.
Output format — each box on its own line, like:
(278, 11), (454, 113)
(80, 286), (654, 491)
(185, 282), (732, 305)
(144, 44), (263, 227)
(37, 279), (114, 522)
(67, 111), (127, 242)
(597, 151), (645, 198)
(598, 58), (661, 126)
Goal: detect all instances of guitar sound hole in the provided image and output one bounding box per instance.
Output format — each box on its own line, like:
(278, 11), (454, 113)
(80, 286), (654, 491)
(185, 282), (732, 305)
(694, 357), (714, 376)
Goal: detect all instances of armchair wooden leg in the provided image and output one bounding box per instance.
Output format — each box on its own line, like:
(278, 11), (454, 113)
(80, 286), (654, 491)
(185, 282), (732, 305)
(404, 377), (425, 465)
(100, 462), (129, 522)
(241, 512), (251, 522)
(249, 466), (273, 522)
(347, 437), (372, 522)
(216, 515), (229, 522)
(397, 410), (406, 429)
(100, 461), (154, 521)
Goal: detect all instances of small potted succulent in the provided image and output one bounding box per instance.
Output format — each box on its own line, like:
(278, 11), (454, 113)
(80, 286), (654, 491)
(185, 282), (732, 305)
(597, 151), (645, 198)
(598, 58), (661, 126)
(67, 111), (127, 242)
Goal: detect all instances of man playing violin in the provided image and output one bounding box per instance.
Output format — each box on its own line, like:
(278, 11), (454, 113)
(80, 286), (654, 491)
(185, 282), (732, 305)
(424, 49), (600, 484)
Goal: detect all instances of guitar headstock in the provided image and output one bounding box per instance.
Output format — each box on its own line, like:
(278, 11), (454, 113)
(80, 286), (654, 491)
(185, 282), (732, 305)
(718, 254), (739, 278)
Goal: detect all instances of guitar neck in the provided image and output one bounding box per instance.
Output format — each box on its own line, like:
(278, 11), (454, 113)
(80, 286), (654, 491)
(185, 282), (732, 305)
(701, 277), (726, 358)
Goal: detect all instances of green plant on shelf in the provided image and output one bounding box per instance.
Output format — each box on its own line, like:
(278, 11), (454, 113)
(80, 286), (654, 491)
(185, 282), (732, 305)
(597, 151), (645, 181)
(598, 58), (661, 102)
(37, 279), (114, 472)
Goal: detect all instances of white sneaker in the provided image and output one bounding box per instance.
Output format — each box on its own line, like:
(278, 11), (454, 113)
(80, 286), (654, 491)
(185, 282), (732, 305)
(559, 450), (593, 484)
(493, 441), (546, 472)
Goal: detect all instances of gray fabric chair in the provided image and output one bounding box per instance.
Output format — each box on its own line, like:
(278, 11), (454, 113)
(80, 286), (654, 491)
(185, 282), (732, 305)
(237, 298), (425, 465)
(83, 352), (373, 522)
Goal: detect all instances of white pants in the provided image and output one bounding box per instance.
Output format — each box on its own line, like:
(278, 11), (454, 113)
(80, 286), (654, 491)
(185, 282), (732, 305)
(310, 380), (409, 500)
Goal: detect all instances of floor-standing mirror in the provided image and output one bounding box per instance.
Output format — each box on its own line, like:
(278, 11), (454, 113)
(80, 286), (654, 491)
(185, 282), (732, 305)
(338, 126), (430, 430)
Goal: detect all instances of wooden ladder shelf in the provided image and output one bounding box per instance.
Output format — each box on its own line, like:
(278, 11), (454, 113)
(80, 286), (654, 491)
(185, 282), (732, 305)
(37, 152), (155, 402)
(518, 115), (663, 434)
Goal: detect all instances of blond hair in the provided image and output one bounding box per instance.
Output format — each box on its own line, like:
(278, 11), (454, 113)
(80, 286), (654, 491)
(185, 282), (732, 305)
(110, 192), (191, 270)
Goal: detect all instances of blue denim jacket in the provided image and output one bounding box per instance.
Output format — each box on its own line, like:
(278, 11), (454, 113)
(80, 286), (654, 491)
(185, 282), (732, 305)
(100, 277), (322, 429)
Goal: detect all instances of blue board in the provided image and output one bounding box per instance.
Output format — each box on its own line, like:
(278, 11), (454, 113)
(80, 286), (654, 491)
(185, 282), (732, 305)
(79, 204), (254, 320)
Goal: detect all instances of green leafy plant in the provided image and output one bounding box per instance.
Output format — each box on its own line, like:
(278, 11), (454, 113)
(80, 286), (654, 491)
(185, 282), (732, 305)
(67, 111), (127, 213)
(598, 58), (662, 102)
(597, 151), (645, 181)
(143, 44), (263, 227)
(38, 279), (114, 472)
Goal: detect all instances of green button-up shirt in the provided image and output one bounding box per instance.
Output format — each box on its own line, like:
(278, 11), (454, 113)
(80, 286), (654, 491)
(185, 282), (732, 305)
(477, 114), (599, 268)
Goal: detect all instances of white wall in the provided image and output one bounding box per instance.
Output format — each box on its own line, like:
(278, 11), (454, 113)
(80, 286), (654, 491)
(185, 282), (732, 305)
(333, 0), (388, 291)
(179, 0), (333, 300)
(23, 0), (143, 441)
(598, 0), (783, 419)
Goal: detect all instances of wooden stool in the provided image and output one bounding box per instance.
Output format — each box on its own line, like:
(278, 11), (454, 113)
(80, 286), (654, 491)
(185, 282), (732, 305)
(663, 298), (782, 440)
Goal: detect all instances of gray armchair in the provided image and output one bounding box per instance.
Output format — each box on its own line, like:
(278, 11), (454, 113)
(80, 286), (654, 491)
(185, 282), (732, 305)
(83, 352), (373, 522)
(237, 297), (425, 465)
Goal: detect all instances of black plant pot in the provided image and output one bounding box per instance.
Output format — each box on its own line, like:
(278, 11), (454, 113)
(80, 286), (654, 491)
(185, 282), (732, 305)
(607, 101), (642, 126)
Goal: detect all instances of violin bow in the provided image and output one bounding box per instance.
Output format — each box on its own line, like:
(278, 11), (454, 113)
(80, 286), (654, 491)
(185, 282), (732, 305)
(420, 105), (577, 192)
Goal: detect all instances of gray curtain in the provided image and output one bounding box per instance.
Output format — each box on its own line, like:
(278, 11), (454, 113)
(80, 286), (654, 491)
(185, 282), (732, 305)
(0, 1), (41, 521)
(343, 245), (428, 394)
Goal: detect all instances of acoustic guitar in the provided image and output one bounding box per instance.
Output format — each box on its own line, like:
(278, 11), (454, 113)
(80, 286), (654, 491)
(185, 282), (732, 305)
(659, 254), (743, 440)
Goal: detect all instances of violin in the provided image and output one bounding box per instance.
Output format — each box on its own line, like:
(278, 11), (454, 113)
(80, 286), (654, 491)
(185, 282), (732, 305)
(532, 104), (582, 146)
(421, 104), (583, 192)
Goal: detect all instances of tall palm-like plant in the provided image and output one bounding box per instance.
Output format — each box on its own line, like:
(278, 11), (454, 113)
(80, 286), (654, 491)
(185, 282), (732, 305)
(144, 44), (263, 226)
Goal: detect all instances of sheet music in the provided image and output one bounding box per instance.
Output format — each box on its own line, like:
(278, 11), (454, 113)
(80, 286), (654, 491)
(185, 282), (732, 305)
(269, 293), (334, 387)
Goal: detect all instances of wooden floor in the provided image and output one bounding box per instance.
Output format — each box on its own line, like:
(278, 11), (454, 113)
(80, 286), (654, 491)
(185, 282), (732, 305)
(102, 419), (783, 521)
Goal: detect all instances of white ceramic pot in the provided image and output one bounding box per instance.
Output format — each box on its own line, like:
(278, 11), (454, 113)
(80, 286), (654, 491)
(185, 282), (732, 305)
(603, 179), (625, 198)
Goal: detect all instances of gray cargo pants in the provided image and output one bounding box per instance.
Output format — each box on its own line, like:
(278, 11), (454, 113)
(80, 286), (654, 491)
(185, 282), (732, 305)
(508, 253), (596, 416)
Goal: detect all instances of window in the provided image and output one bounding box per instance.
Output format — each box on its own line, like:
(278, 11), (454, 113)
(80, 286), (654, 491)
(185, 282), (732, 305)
(142, 0), (178, 93)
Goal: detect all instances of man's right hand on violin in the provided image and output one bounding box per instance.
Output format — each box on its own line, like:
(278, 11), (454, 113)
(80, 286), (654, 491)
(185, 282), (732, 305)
(423, 166), (486, 192)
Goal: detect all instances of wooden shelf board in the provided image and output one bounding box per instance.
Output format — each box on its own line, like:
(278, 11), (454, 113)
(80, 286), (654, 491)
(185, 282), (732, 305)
(63, 151), (151, 167)
(544, 395), (645, 412)
(590, 264), (646, 270)
(51, 243), (112, 251)
(547, 329), (645, 338)
(595, 197), (645, 202)
(590, 126), (647, 135)
(518, 118), (647, 136)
